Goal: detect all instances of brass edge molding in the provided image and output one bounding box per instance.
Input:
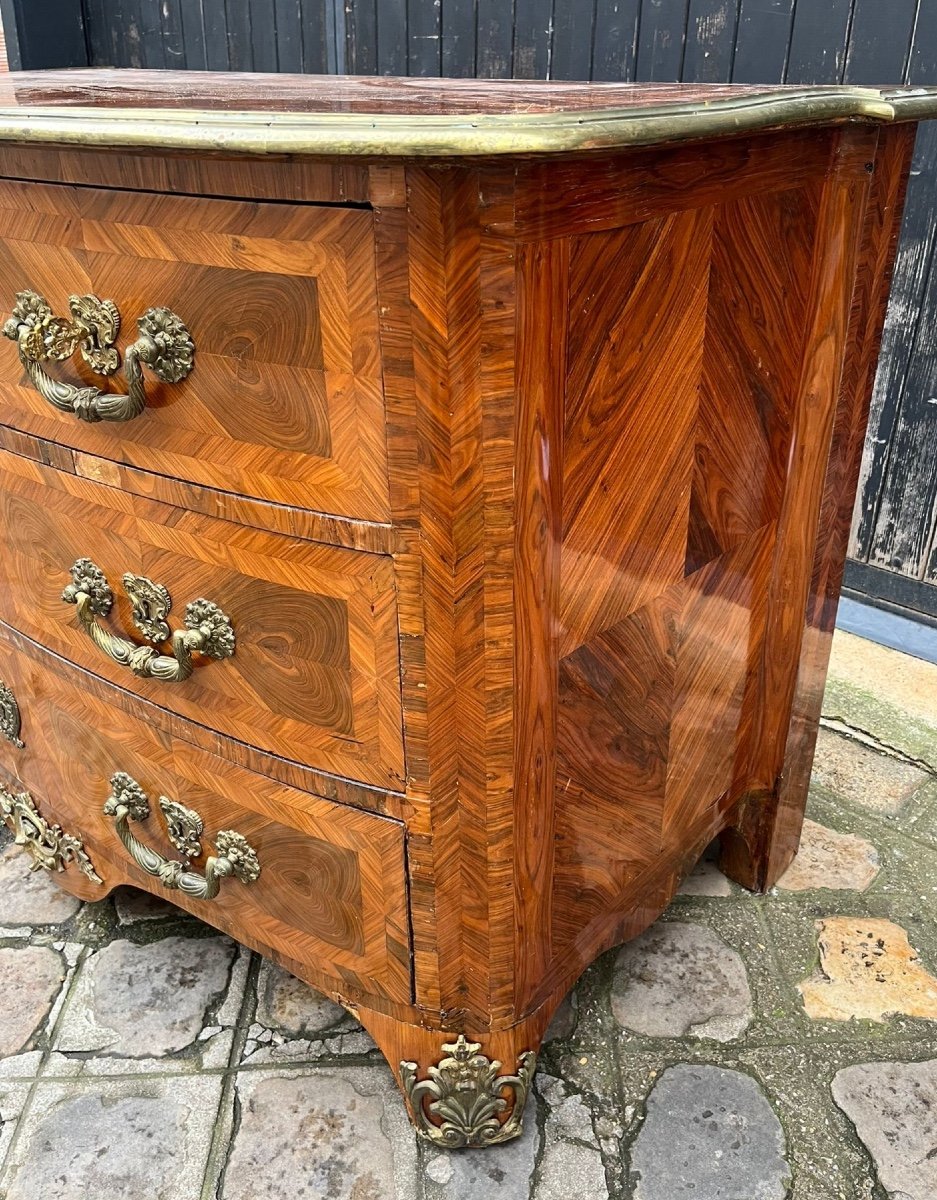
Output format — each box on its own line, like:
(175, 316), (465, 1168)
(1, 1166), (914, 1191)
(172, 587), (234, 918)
(401, 1034), (536, 1148)
(0, 88), (927, 157)
(0, 783), (103, 884)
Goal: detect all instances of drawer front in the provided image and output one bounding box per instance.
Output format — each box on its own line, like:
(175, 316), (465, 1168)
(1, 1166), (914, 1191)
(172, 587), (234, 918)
(0, 628), (412, 1004)
(0, 447), (405, 790)
(0, 179), (389, 520)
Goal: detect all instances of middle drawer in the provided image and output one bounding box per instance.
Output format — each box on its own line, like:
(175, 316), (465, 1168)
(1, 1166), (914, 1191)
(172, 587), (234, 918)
(0, 447), (405, 791)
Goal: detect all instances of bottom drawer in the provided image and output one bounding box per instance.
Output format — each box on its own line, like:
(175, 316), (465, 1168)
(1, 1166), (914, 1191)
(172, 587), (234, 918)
(0, 624), (412, 1006)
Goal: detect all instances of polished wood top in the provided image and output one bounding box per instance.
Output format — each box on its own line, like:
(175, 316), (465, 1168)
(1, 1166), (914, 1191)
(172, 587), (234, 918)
(0, 71), (933, 157)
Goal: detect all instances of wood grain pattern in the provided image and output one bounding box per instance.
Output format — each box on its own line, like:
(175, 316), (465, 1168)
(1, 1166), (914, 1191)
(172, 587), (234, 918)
(0, 143), (371, 204)
(0, 446), (405, 790)
(0, 180), (391, 520)
(0, 621), (412, 1004)
(724, 123), (916, 889)
(726, 126), (878, 888)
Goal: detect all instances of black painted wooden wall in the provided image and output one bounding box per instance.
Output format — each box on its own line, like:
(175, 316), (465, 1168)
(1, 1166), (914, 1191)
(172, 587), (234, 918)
(3, 0), (936, 620)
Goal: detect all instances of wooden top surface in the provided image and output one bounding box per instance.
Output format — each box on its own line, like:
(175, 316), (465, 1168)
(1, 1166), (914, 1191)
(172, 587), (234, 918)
(0, 70), (934, 157)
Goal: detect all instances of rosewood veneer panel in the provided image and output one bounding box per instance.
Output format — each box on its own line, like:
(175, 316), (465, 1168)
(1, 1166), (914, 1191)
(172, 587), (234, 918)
(0, 180), (390, 519)
(0, 447), (405, 790)
(0, 624), (412, 1004)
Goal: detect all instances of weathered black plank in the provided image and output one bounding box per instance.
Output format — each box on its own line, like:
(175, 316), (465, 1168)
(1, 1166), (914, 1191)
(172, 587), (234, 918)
(784, 0), (851, 83)
(844, 0), (917, 84)
(248, 0), (279, 71)
(552, 0), (595, 80)
(270, 0), (301, 72)
(377, 0), (407, 73)
(82, 0), (113, 66)
(441, 0), (476, 76)
(731, 0), (794, 83)
(137, 0), (166, 67)
(591, 0), (640, 80)
(909, 0), (937, 83)
(637, 0), (689, 81)
(682, 0), (738, 83)
(201, 0), (230, 70)
(176, 0), (206, 70)
(6, 0), (88, 68)
(226, 0), (254, 70)
(408, 0), (441, 75)
(476, 0), (515, 76)
(865, 230), (937, 580)
(843, 561), (937, 622)
(118, 0), (144, 66)
(512, 0), (554, 79)
(852, 123), (937, 560)
(301, 0), (329, 72)
(345, 0), (377, 73)
(159, 0), (185, 70)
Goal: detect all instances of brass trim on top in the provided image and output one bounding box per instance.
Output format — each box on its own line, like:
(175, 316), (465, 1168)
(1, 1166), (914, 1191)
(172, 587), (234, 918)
(0, 87), (932, 158)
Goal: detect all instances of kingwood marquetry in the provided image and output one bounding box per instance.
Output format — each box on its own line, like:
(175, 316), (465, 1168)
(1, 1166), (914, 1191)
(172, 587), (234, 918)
(0, 71), (929, 1147)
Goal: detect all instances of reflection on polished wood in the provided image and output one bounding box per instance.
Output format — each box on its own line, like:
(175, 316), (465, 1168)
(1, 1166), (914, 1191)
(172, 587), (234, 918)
(0, 73), (927, 1145)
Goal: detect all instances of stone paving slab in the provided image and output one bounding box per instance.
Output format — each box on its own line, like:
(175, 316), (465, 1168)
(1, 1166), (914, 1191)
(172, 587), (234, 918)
(0, 1080), (30, 1178)
(0, 945), (66, 1058)
(823, 630), (937, 769)
(811, 726), (930, 815)
(611, 921), (753, 1042)
(47, 937), (250, 1077)
(630, 1064), (790, 1200)
(833, 1059), (937, 1200)
(221, 1065), (419, 1199)
(1, 1074), (224, 1200)
(0, 844), (81, 927)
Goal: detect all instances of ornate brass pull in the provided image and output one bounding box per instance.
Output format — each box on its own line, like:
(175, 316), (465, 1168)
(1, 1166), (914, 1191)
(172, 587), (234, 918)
(0, 678), (24, 748)
(103, 772), (260, 901)
(1, 783), (102, 884)
(62, 558), (235, 683)
(3, 290), (194, 423)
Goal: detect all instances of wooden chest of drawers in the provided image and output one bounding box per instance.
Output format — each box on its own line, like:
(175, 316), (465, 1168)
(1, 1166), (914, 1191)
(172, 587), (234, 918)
(0, 70), (932, 1147)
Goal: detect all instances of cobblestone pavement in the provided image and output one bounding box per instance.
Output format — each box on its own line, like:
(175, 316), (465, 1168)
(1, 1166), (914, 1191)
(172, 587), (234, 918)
(0, 628), (936, 1199)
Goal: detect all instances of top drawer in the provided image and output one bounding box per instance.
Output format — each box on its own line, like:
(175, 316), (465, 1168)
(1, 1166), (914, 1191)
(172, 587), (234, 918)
(0, 180), (390, 520)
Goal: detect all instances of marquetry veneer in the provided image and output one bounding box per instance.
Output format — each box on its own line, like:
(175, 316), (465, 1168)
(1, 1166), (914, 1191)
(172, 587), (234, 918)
(0, 70), (933, 1148)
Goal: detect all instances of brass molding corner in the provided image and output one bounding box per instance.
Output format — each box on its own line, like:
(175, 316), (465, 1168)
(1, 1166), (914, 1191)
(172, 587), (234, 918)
(401, 1034), (536, 1148)
(0, 679), (24, 748)
(0, 784), (102, 884)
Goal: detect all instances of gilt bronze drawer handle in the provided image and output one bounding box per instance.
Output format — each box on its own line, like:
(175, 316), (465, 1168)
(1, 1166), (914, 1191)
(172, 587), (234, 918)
(62, 558), (235, 683)
(1, 783), (102, 884)
(2, 290), (194, 423)
(0, 679), (24, 748)
(103, 772), (260, 901)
